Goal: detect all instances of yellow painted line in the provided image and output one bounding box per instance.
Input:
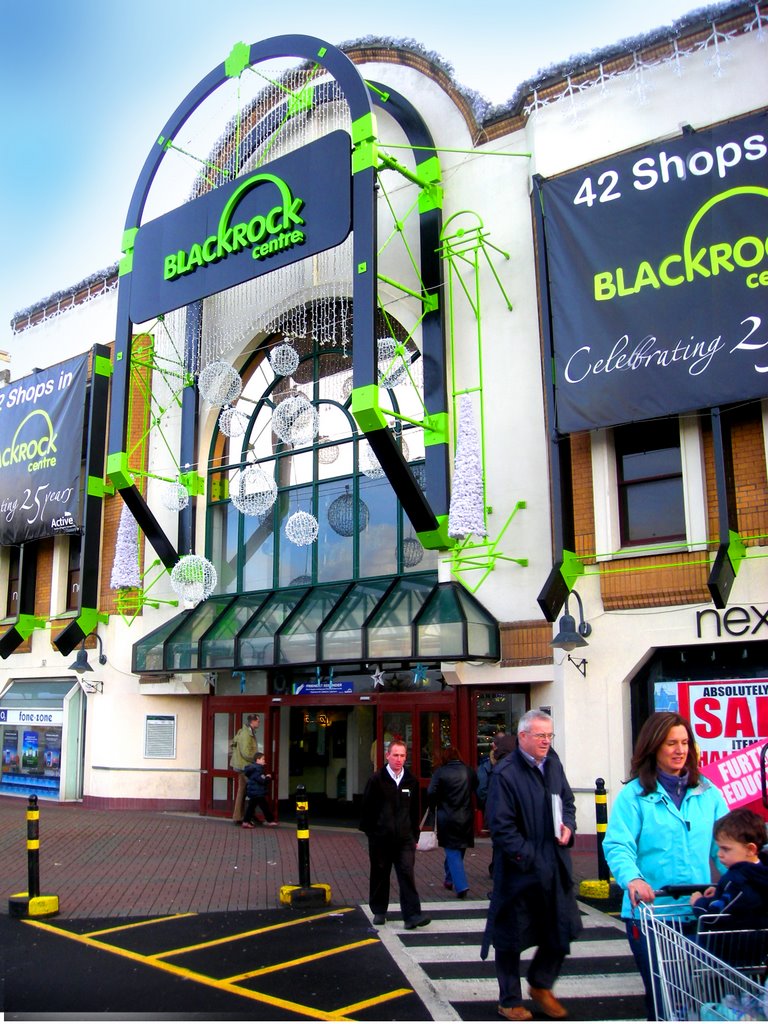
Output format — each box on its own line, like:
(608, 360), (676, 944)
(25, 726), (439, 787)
(224, 937), (380, 982)
(152, 906), (356, 959)
(22, 919), (353, 1021)
(334, 988), (415, 1015)
(83, 913), (197, 937)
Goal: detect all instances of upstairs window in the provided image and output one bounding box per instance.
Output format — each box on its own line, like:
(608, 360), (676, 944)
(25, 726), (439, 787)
(615, 420), (685, 546)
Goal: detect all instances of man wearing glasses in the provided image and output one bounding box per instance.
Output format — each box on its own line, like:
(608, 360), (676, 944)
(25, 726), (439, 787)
(480, 710), (582, 1021)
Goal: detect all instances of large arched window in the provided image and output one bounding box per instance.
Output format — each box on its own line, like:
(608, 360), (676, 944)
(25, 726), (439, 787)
(207, 315), (436, 596)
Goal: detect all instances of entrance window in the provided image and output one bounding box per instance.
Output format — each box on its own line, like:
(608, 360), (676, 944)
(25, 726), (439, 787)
(206, 325), (436, 598)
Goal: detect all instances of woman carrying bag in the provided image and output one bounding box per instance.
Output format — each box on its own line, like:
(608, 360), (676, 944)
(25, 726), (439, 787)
(428, 746), (479, 898)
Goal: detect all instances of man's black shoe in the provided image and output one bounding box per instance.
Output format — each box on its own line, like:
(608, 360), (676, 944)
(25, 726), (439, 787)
(372, 913), (386, 925)
(404, 915), (431, 929)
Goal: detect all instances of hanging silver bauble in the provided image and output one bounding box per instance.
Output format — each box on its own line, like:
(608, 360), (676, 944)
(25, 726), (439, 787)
(198, 361), (243, 407)
(360, 441), (385, 479)
(161, 481), (190, 512)
(269, 342), (300, 377)
(290, 574), (312, 586)
(378, 337), (407, 388)
(318, 436), (340, 465)
(327, 486), (370, 537)
(231, 465), (277, 516)
(218, 403), (249, 438)
(341, 375), (354, 401)
(272, 394), (319, 445)
(412, 463), (426, 490)
(285, 510), (319, 546)
(403, 537), (425, 568)
(170, 554), (218, 608)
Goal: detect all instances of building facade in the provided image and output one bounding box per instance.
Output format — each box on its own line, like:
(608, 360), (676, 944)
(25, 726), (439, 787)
(2, 1), (767, 836)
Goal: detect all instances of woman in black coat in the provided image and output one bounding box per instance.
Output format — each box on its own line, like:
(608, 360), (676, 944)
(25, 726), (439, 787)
(428, 746), (478, 898)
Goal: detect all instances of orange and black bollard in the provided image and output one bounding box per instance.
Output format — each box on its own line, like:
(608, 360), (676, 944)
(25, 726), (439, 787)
(279, 783), (331, 907)
(8, 794), (59, 918)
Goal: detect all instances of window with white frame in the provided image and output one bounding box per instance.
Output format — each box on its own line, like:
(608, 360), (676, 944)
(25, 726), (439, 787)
(591, 415), (708, 560)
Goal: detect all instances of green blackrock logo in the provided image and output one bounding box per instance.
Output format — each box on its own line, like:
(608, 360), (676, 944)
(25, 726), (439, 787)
(593, 186), (768, 301)
(164, 173), (306, 281)
(1, 410), (58, 471)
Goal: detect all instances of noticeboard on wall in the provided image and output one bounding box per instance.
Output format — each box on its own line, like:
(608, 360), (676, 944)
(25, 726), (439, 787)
(537, 110), (768, 433)
(0, 354), (88, 545)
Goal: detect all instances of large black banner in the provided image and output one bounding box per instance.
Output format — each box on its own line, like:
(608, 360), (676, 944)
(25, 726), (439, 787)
(0, 355), (88, 545)
(538, 110), (768, 433)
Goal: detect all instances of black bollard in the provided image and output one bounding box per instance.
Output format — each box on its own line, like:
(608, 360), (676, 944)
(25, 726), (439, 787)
(8, 793), (59, 918)
(595, 777), (610, 882)
(295, 783), (312, 888)
(279, 783), (331, 907)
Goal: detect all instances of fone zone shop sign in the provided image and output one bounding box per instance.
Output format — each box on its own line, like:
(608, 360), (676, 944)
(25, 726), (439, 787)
(0, 355), (87, 544)
(129, 130), (352, 321)
(538, 110), (768, 432)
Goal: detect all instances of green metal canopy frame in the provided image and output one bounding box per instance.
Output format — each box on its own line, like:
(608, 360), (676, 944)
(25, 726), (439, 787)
(103, 36), (454, 638)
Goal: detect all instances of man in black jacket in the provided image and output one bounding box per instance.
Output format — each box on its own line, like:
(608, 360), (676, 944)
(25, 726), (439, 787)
(481, 711), (582, 1021)
(359, 739), (431, 930)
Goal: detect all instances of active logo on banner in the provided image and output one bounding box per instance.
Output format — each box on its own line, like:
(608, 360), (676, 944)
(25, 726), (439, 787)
(0, 354), (88, 544)
(538, 109), (768, 432)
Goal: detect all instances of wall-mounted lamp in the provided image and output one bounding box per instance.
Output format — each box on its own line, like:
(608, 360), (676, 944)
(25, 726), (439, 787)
(68, 634), (107, 675)
(551, 590), (592, 654)
(567, 655), (588, 677)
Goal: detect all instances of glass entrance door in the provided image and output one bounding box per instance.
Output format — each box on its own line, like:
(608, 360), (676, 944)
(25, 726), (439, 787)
(202, 701), (270, 817)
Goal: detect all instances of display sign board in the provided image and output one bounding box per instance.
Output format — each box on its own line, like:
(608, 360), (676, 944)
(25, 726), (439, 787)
(538, 110), (768, 432)
(129, 130), (352, 322)
(655, 678), (768, 764)
(0, 354), (87, 544)
(293, 680), (354, 695)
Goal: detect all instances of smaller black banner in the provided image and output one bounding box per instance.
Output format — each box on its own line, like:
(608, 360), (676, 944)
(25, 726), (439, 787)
(0, 355), (88, 545)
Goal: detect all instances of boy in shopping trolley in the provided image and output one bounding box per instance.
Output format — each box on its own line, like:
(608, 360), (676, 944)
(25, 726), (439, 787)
(690, 809), (768, 927)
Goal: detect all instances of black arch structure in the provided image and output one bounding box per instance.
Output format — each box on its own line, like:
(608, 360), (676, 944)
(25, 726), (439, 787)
(102, 35), (451, 639)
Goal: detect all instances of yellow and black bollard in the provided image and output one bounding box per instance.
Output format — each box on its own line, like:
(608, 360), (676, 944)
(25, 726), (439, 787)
(279, 784), (331, 907)
(578, 777), (621, 908)
(9, 794), (59, 918)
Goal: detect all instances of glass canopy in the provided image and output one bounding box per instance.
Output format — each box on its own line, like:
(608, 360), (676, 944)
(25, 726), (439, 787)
(133, 572), (499, 674)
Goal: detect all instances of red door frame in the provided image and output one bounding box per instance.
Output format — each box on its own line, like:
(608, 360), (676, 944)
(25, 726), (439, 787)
(199, 689), (464, 818)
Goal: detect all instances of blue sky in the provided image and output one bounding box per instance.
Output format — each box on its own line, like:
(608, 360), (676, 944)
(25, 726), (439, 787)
(1, 0), (709, 347)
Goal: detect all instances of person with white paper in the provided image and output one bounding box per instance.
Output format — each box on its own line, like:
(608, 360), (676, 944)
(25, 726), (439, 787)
(481, 710), (581, 1021)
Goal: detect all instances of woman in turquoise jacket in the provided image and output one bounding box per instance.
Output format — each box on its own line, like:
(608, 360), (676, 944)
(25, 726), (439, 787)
(603, 711), (728, 1020)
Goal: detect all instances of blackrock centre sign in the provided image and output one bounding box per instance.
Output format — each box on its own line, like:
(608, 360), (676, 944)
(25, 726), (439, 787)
(0, 355), (88, 545)
(129, 130), (352, 322)
(537, 110), (768, 432)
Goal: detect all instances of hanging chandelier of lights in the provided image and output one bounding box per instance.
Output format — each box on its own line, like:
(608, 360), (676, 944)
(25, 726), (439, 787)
(327, 485), (370, 537)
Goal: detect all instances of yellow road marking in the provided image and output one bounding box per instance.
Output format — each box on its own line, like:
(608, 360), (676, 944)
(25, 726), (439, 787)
(153, 906), (355, 959)
(22, 919), (354, 1021)
(224, 938), (380, 982)
(83, 914), (196, 937)
(334, 989), (415, 1015)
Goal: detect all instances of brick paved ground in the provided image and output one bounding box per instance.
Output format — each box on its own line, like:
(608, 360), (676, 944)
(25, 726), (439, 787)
(0, 796), (600, 920)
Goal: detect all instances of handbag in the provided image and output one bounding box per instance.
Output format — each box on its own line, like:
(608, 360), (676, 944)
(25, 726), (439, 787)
(416, 808), (438, 851)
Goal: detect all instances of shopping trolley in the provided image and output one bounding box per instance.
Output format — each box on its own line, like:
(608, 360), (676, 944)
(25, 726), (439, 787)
(638, 886), (768, 1021)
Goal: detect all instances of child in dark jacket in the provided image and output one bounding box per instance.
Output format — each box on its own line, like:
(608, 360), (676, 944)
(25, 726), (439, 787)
(242, 753), (276, 828)
(690, 808), (768, 925)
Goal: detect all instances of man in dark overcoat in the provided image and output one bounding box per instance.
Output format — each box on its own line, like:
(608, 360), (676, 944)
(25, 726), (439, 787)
(481, 710), (582, 1021)
(359, 739), (431, 930)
